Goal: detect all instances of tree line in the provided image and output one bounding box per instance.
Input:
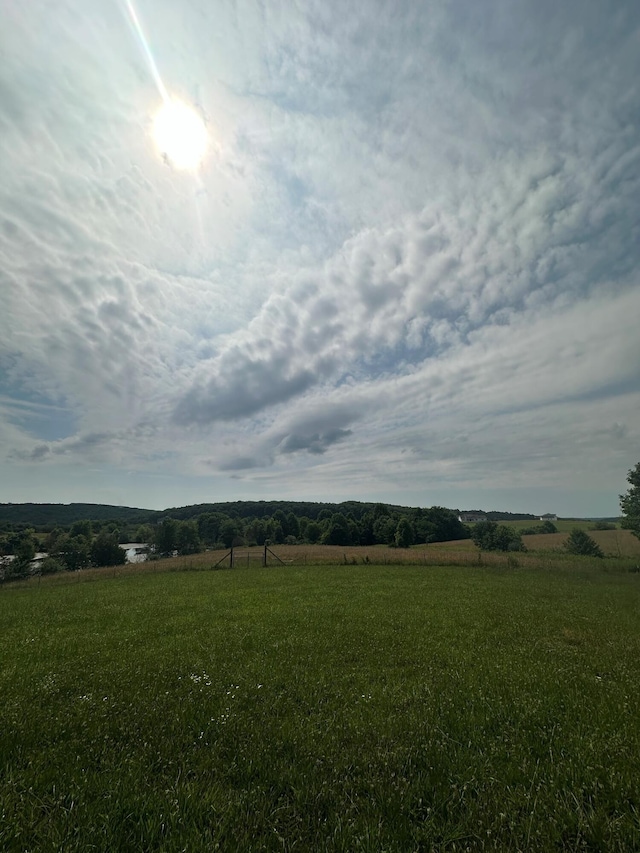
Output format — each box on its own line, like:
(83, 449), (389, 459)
(0, 505), (470, 577)
(150, 504), (470, 556)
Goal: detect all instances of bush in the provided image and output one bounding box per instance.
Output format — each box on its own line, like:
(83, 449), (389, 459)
(520, 521), (557, 535)
(39, 557), (66, 575)
(565, 529), (603, 558)
(472, 521), (525, 552)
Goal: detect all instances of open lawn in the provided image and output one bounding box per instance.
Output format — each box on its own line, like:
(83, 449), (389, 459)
(2, 560), (640, 851)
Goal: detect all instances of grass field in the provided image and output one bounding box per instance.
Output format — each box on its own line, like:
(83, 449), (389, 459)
(2, 559), (640, 851)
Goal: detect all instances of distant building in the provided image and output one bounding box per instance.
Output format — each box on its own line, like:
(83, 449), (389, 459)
(539, 513), (558, 521)
(458, 512), (487, 523)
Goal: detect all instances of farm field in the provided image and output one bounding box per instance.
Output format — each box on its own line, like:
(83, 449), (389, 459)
(2, 560), (640, 851)
(438, 527), (640, 559)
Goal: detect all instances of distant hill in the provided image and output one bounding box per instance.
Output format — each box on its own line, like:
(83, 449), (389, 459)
(0, 503), (157, 529)
(157, 500), (412, 522)
(0, 501), (553, 530)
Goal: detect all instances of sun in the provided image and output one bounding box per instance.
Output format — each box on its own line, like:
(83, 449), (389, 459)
(153, 99), (208, 170)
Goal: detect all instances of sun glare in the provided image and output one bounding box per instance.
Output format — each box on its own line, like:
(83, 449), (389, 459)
(153, 99), (208, 170)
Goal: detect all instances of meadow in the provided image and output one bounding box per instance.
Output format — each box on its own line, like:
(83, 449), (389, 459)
(2, 553), (640, 851)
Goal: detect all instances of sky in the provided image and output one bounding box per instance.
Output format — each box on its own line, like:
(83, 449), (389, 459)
(1, 0), (639, 516)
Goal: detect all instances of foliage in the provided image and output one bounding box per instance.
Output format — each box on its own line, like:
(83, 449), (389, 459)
(154, 518), (179, 555)
(13, 529), (37, 567)
(520, 520), (558, 535)
(38, 556), (66, 575)
(304, 521), (322, 544)
(414, 506), (470, 543)
(52, 534), (91, 571)
(322, 513), (352, 546)
(90, 532), (127, 567)
(154, 518), (205, 555)
(175, 521), (202, 555)
(471, 520), (525, 552)
(565, 528), (604, 558)
(219, 518), (244, 549)
(70, 519), (92, 539)
(621, 462), (640, 540)
(134, 524), (154, 542)
(373, 515), (396, 545)
(395, 517), (414, 548)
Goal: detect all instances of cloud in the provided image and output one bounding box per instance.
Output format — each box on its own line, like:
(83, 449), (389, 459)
(217, 455), (270, 472)
(278, 428), (352, 455)
(1, 0), (639, 514)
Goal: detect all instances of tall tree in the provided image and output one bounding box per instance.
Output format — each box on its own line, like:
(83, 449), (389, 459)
(620, 462), (640, 540)
(53, 533), (91, 571)
(91, 532), (126, 567)
(154, 518), (179, 555)
(176, 521), (202, 555)
(323, 514), (352, 546)
(395, 517), (414, 548)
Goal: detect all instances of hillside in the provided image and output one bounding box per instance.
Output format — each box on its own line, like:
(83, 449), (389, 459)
(0, 503), (156, 528)
(0, 500), (600, 531)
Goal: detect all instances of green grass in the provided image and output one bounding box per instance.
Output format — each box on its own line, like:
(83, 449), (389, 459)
(2, 563), (640, 851)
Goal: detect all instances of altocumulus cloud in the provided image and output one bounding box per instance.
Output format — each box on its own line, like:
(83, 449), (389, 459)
(0, 0), (639, 514)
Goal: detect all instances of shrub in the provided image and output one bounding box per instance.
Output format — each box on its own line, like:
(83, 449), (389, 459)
(565, 529), (603, 558)
(472, 521), (525, 552)
(520, 521), (557, 535)
(39, 557), (66, 575)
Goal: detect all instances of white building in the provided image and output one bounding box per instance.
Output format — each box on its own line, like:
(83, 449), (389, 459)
(458, 513), (487, 523)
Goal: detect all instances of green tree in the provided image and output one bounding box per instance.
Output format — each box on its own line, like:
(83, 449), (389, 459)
(70, 520), (92, 539)
(395, 517), (414, 548)
(246, 518), (268, 546)
(286, 512), (300, 539)
(272, 510), (289, 536)
(176, 521), (202, 555)
(53, 534), (91, 571)
(154, 518), (179, 555)
(266, 519), (284, 544)
(44, 527), (64, 552)
(418, 507), (469, 543)
(134, 524), (154, 543)
(373, 515), (397, 545)
(220, 518), (244, 549)
(322, 514), (352, 546)
(358, 512), (376, 546)
(91, 532), (127, 567)
(14, 530), (37, 567)
(472, 521), (525, 552)
(620, 462), (640, 540)
(197, 513), (226, 546)
(565, 528), (603, 558)
(305, 521), (322, 544)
